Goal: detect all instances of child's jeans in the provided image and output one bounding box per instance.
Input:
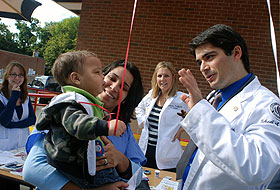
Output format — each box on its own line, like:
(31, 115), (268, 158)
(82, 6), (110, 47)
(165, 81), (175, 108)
(61, 167), (123, 188)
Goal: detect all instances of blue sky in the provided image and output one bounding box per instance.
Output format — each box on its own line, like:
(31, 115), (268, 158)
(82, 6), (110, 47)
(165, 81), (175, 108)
(0, 0), (78, 32)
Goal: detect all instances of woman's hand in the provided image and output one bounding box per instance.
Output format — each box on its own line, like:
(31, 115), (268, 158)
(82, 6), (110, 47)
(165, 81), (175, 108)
(11, 83), (22, 105)
(12, 83), (21, 91)
(177, 109), (188, 119)
(96, 136), (121, 170)
(172, 127), (184, 142)
(96, 136), (130, 175)
(139, 122), (144, 129)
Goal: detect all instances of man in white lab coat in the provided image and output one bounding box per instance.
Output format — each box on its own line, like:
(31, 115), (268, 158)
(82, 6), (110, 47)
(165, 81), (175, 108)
(176, 24), (280, 190)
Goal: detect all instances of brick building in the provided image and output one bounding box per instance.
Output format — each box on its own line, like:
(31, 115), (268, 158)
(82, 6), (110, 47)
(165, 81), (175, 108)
(71, 0), (279, 97)
(0, 50), (45, 82)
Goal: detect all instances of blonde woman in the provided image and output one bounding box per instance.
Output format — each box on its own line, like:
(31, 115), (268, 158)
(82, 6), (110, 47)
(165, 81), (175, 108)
(136, 61), (189, 171)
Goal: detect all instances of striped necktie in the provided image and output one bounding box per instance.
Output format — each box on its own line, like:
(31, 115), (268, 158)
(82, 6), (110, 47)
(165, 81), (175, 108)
(211, 92), (222, 109)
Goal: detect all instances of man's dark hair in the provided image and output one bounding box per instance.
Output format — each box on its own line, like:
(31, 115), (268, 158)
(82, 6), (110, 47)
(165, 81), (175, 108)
(189, 24), (250, 73)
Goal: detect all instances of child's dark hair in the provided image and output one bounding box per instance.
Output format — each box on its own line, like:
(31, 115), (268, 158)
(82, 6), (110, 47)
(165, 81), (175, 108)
(52, 50), (97, 86)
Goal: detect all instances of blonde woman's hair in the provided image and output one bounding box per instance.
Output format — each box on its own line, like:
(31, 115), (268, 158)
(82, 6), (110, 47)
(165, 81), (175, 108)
(151, 61), (178, 98)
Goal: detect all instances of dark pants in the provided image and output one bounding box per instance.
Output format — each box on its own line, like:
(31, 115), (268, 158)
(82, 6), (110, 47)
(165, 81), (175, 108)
(144, 145), (176, 172)
(145, 145), (157, 169)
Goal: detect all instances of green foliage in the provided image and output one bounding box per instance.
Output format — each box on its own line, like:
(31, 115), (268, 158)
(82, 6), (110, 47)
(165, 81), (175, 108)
(43, 17), (79, 75)
(15, 18), (41, 55)
(0, 17), (79, 75)
(0, 21), (20, 53)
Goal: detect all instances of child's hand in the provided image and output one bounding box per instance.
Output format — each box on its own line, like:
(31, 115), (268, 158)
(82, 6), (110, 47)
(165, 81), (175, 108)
(108, 119), (127, 137)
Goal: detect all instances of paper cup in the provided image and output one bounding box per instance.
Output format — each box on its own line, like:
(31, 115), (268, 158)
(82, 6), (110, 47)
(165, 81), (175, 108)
(155, 170), (160, 178)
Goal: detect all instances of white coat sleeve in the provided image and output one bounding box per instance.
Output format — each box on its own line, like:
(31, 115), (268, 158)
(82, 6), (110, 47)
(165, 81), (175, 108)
(181, 99), (280, 186)
(135, 90), (152, 127)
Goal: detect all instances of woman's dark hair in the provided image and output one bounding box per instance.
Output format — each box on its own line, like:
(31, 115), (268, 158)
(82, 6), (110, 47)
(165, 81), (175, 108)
(1, 61), (28, 102)
(103, 59), (144, 124)
(189, 24), (250, 73)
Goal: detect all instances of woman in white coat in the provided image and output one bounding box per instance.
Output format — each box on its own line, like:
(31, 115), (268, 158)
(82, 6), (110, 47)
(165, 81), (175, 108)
(136, 61), (189, 171)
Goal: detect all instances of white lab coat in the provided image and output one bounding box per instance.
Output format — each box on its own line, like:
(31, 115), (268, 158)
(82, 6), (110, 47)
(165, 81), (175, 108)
(179, 76), (280, 190)
(136, 90), (189, 169)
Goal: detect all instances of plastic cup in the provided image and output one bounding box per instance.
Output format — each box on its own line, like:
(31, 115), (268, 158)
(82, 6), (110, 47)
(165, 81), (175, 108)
(155, 170), (160, 178)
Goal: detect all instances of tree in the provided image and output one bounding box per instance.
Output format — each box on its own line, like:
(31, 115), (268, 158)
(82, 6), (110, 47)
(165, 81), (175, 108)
(0, 17), (79, 75)
(35, 22), (53, 58)
(0, 21), (20, 53)
(43, 17), (79, 75)
(15, 18), (41, 56)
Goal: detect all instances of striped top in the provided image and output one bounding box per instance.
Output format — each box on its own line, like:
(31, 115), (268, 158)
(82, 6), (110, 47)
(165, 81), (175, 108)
(147, 103), (162, 147)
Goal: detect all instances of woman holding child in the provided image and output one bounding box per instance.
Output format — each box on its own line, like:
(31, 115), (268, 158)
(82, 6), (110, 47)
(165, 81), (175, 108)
(23, 51), (146, 190)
